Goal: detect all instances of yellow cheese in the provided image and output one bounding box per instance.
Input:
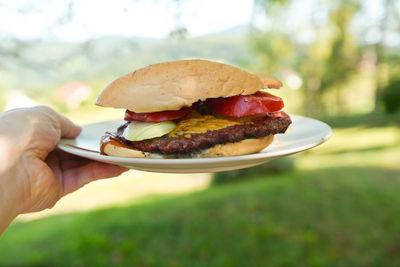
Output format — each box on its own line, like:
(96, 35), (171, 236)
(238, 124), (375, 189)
(168, 111), (242, 137)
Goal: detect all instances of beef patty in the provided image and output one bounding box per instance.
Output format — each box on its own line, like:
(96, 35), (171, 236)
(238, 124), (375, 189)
(106, 112), (291, 155)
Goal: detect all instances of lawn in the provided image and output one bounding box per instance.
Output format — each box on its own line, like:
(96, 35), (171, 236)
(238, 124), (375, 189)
(0, 113), (399, 266)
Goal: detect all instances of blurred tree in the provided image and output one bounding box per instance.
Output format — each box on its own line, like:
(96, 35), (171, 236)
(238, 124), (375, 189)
(250, 0), (294, 73)
(306, 1), (360, 115)
(168, 0), (188, 40)
(382, 78), (400, 114)
(373, 0), (400, 114)
(251, 0), (362, 116)
(169, 27), (189, 40)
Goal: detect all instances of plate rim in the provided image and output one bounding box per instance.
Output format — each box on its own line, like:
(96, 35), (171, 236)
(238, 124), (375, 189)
(57, 114), (332, 165)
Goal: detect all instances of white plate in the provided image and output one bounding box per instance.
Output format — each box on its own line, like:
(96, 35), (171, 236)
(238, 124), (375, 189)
(58, 115), (332, 173)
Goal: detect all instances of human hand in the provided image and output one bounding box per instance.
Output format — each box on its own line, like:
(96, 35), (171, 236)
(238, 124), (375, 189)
(0, 106), (128, 233)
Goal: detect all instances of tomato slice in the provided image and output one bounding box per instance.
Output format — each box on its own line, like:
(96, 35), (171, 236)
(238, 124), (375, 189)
(267, 111), (290, 118)
(206, 91), (284, 117)
(125, 106), (193, 122)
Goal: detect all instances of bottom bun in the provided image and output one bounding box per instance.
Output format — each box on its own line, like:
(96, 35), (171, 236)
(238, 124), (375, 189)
(201, 135), (274, 157)
(103, 142), (151, 158)
(102, 135), (274, 158)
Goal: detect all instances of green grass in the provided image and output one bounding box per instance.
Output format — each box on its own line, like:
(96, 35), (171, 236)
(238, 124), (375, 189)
(0, 114), (399, 267)
(1, 167), (400, 266)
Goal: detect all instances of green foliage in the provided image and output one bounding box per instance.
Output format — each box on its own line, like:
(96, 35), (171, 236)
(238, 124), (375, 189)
(250, 0), (400, 116)
(250, 30), (295, 73)
(382, 78), (400, 114)
(318, 3), (360, 92)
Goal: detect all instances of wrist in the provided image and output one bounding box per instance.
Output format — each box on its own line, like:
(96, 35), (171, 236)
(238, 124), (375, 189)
(0, 181), (20, 234)
(0, 166), (24, 234)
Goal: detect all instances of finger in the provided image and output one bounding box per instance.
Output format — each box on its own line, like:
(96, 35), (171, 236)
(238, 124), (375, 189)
(56, 149), (93, 169)
(62, 162), (129, 195)
(35, 106), (82, 139)
(46, 150), (63, 181)
(55, 113), (82, 139)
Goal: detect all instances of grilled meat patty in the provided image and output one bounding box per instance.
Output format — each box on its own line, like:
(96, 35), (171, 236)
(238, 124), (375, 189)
(110, 112), (291, 155)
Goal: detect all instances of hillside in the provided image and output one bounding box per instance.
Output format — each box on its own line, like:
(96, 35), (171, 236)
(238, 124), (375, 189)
(1, 26), (253, 91)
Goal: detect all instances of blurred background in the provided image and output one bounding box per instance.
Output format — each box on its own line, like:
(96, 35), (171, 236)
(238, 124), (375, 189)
(1, 0), (400, 266)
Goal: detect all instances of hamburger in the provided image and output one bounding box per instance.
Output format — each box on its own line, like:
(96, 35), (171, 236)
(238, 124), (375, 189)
(96, 59), (291, 158)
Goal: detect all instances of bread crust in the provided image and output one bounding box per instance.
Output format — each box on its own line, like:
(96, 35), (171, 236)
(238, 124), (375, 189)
(102, 142), (149, 158)
(102, 135), (274, 158)
(201, 135), (274, 157)
(253, 72), (283, 89)
(96, 59), (266, 113)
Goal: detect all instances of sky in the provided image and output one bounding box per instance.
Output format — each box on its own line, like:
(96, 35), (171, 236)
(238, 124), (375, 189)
(0, 0), (398, 46)
(0, 0), (254, 41)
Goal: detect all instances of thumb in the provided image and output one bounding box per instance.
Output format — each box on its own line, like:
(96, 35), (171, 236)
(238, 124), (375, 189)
(57, 114), (81, 139)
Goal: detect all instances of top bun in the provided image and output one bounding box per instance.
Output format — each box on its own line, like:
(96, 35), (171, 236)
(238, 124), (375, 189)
(96, 59), (280, 113)
(253, 72), (283, 89)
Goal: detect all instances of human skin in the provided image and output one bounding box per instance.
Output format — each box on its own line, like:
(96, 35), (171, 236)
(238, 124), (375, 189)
(0, 106), (128, 234)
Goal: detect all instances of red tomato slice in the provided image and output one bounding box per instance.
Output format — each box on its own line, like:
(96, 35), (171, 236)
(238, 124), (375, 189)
(125, 106), (193, 122)
(206, 91), (284, 117)
(267, 111), (290, 118)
